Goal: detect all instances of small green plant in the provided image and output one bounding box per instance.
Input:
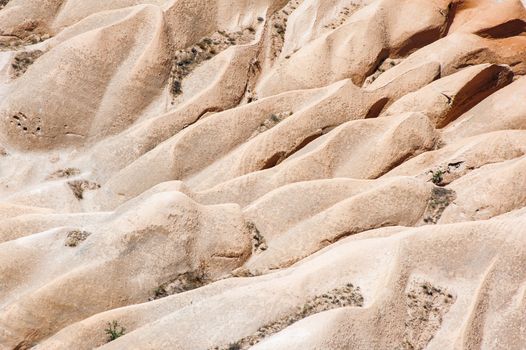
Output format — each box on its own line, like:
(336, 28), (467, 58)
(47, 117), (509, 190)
(270, 114), (281, 123)
(171, 80), (182, 95)
(153, 285), (166, 299)
(430, 169), (444, 185)
(105, 320), (125, 342)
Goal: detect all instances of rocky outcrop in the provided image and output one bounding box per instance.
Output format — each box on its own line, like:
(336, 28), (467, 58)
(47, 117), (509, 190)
(1, 0), (526, 349)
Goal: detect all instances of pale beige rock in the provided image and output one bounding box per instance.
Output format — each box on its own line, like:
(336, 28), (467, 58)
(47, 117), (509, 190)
(443, 76), (526, 141)
(0, 5), (171, 150)
(1, 0), (526, 349)
(382, 64), (513, 128)
(194, 112), (439, 206)
(384, 130), (526, 185)
(243, 177), (436, 274)
(36, 216), (526, 350)
(0, 192), (250, 348)
(440, 156), (526, 223)
(257, 0), (452, 97)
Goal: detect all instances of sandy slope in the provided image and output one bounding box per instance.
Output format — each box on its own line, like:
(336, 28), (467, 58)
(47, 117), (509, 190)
(0, 0), (525, 349)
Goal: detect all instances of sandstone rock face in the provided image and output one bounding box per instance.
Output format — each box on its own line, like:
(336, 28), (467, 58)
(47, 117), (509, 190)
(0, 0), (526, 349)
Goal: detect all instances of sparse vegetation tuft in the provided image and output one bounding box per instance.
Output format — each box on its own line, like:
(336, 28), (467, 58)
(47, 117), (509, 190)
(64, 230), (91, 247)
(228, 342), (241, 350)
(105, 320), (126, 342)
(0, 0), (10, 10)
(168, 28), (256, 101)
(68, 179), (101, 200)
(430, 169), (444, 185)
(48, 167), (80, 179)
(11, 50), (44, 78)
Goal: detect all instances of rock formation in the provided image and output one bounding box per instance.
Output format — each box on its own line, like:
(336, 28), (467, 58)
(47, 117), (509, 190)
(0, 0), (525, 349)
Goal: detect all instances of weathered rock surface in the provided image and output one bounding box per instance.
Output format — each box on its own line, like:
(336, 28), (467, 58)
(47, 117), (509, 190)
(1, 0), (526, 349)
